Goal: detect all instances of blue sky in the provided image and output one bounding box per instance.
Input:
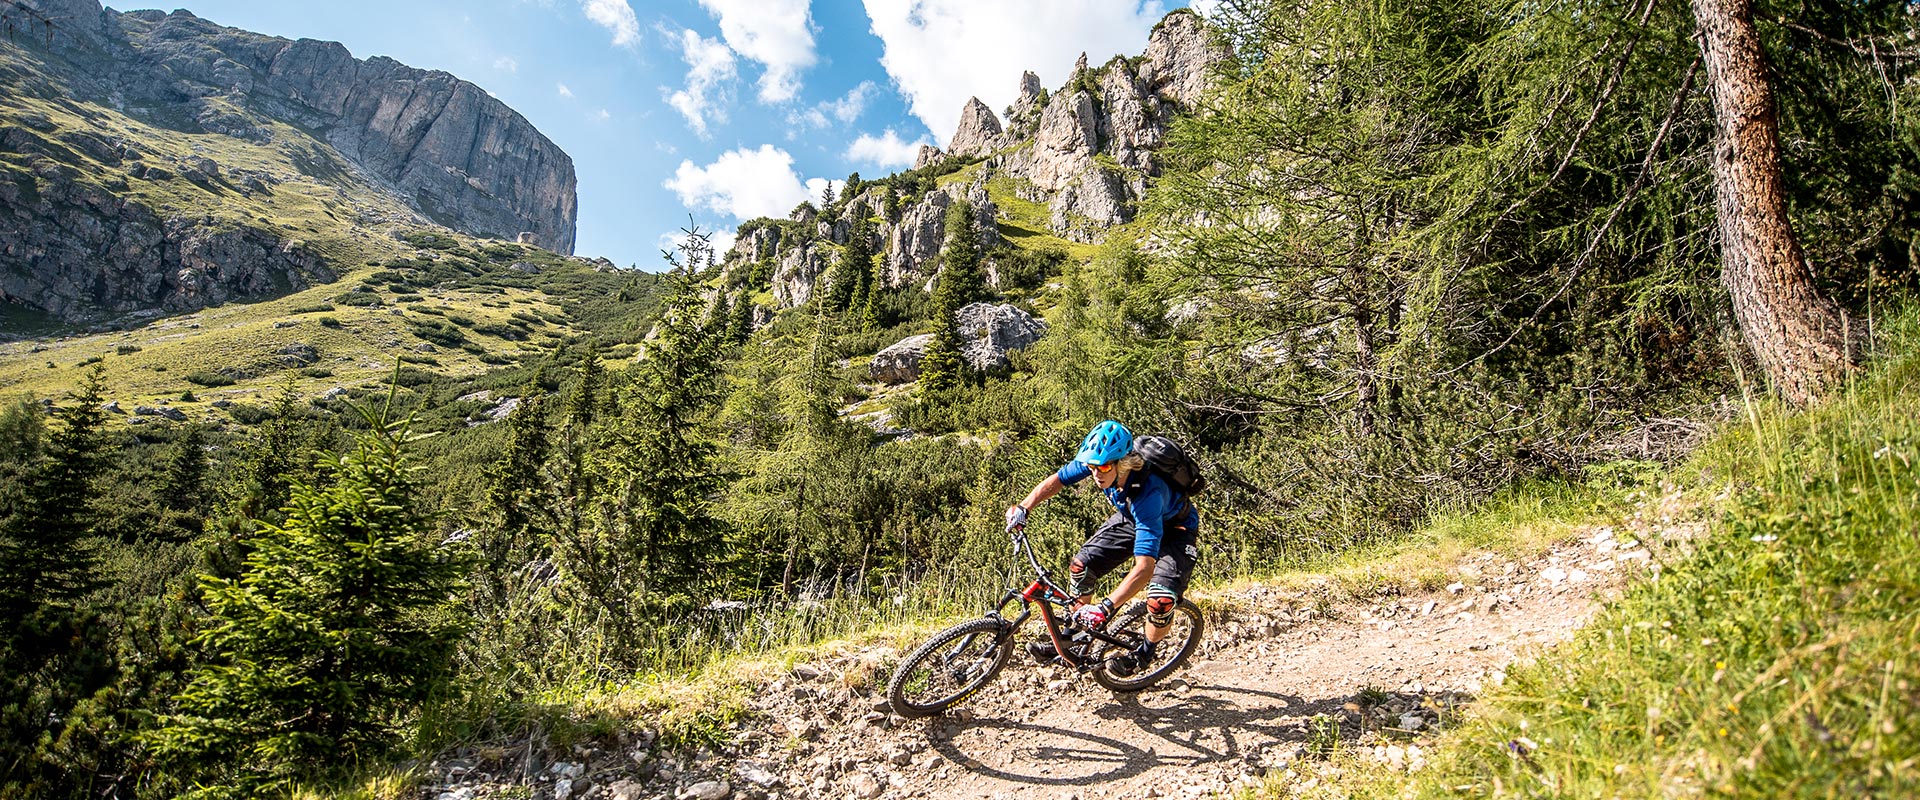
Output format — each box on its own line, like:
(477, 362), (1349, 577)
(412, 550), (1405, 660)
(156, 0), (1200, 269)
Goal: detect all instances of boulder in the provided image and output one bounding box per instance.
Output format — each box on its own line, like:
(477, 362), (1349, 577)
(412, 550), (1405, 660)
(678, 780), (730, 800)
(955, 302), (1047, 372)
(276, 342), (320, 366)
(869, 334), (934, 384)
(947, 97), (1004, 158)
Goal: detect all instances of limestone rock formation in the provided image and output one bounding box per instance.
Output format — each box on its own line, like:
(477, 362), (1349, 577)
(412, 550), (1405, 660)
(30, 1), (579, 252)
(914, 145), (946, 170)
(868, 303), (1045, 384)
(0, 0), (578, 324)
(772, 241), (832, 308)
(948, 97), (1004, 159)
(885, 186), (1003, 288)
(1140, 9), (1229, 108)
(1023, 89), (1101, 194)
(955, 302), (1047, 372)
(869, 334), (934, 384)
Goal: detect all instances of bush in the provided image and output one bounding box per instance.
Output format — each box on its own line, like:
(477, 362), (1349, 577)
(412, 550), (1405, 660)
(183, 371), (236, 387)
(116, 344), (142, 355)
(394, 293), (424, 303)
(317, 316), (343, 329)
(398, 353), (440, 366)
(289, 303), (335, 314)
(226, 403), (272, 424)
(300, 367), (333, 378)
(333, 291), (383, 307)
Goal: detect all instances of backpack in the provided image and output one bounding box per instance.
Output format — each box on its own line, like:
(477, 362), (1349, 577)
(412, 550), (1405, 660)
(1133, 435), (1207, 497)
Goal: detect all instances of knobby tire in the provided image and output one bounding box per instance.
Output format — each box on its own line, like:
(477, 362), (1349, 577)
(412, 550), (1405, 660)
(887, 617), (1013, 718)
(1089, 599), (1204, 692)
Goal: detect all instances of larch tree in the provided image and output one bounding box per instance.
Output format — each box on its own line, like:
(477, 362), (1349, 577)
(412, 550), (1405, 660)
(1691, 0), (1856, 403)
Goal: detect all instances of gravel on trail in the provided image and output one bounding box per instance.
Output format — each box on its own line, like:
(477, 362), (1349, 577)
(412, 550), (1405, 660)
(424, 509), (1695, 800)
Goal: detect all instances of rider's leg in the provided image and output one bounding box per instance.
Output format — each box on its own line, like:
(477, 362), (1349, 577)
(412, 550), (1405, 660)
(1069, 513), (1135, 602)
(1144, 526), (1200, 644)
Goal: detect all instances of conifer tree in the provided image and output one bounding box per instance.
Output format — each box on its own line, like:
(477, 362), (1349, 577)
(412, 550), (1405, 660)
(917, 201), (986, 394)
(150, 417), (464, 796)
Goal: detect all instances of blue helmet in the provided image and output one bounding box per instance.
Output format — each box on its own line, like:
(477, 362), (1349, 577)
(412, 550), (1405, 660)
(1074, 420), (1134, 466)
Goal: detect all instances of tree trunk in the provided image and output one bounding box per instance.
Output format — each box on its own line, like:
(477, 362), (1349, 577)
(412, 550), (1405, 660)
(1691, 0), (1854, 404)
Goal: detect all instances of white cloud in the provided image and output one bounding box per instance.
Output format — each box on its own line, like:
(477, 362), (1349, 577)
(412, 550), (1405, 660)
(582, 0), (640, 47)
(696, 0), (817, 103)
(788, 81), (877, 130)
(665, 27), (738, 137)
(844, 129), (929, 169)
(663, 145), (837, 220)
(863, 0), (1168, 145)
(494, 55), (518, 72)
(596, 108), (612, 120)
(556, 82), (574, 98)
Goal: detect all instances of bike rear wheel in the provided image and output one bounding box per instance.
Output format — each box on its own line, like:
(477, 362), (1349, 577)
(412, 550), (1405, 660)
(887, 617), (1014, 718)
(1088, 599), (1204, 692)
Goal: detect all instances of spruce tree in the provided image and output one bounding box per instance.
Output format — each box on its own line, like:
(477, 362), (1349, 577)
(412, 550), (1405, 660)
(917, 201), (986, 394)
(150, 419), (464, 796)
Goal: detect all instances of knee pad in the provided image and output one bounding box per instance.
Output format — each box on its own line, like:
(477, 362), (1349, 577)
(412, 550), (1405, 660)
(1146, 584), (1177, 626)
(1068, 557), (1092, 597)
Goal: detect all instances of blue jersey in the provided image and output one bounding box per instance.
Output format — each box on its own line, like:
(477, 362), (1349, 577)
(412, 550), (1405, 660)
(1058, 460), (1200, 558)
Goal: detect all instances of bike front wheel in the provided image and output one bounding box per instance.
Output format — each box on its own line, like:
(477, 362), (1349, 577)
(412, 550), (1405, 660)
(1088, 599), (1205, 692)
(887, 617), (1014, 718)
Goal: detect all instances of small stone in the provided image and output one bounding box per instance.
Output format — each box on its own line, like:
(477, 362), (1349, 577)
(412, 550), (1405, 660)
(849, 773), (883, 799)
(739, 766), (779, 788)
(1445, 582), (1465, 595)
(1540, 567), (1568, 583)
(791, 664), (822, 681)
(1046, 679), (1071, 692)
(553, 778), (575, 800)
(1399, 713), (1425, 731)
(679, 779), (731, 800)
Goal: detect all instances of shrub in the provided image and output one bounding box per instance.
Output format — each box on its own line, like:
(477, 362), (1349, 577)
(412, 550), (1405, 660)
(317, 316), (343, 329)
(183, 371), (236, 387)
(116, 344), (142, 355)
(300, 367), (333, 378)
(225, 403), (272, 424)
(398, 353), (440, 366)
(178, 390), (197, 402)
(333, 291), (383, 307)
(289, 303), (335, 314)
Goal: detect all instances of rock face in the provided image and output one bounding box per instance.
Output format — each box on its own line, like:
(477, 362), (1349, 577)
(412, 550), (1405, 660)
(0, 0), (577, 323)
(947, 97), (1004, 158)
(22, 2), (578, 251)
(708, 8), (1222, 311)
(0, 154), (337, 320)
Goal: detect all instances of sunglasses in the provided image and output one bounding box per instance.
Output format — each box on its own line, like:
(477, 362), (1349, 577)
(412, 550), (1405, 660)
(1090, 461), (1116, 474)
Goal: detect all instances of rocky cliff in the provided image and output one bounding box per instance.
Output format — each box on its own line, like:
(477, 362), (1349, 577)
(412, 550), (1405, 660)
(0, 0), (577, 325)
(716, 9), (1224, 318)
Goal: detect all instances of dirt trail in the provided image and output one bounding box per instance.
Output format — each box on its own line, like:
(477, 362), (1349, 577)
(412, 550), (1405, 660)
(425, 518), (1683, 800)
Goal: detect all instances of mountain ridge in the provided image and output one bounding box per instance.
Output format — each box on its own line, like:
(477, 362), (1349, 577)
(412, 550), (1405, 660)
(0, 0), (577, 326)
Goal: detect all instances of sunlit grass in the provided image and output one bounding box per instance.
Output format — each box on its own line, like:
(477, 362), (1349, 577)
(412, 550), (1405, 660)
(1260, 309), (1920, 799)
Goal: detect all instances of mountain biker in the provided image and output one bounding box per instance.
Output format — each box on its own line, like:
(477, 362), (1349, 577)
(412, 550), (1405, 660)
(1004, 420), (1200, 676)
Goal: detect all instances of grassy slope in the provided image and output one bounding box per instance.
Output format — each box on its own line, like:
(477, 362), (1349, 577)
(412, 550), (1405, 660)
(1261, 313), (1920, 798)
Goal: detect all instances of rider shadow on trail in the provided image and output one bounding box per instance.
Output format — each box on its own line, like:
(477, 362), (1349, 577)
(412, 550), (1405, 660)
(1102, 684), (1479, 764)
(923, 718), (1160, 787)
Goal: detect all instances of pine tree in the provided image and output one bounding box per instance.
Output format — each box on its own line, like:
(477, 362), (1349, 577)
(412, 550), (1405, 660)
(149, 419), (464, 796)
(917, 201), (986, 394)
(0, 366), (109, 624)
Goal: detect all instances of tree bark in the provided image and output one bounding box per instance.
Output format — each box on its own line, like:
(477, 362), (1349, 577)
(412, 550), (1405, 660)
(1691, 0), (1854, 404)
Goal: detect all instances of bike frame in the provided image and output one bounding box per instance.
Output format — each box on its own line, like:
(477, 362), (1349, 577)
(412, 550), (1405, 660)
(987, 530), (1140, 670)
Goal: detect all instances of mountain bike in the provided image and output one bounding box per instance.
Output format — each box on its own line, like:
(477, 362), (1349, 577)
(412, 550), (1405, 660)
(886, 528), (1205, 718)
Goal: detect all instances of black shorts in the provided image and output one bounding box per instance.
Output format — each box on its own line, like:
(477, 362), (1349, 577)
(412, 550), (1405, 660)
(1070, 512), (1200, 602)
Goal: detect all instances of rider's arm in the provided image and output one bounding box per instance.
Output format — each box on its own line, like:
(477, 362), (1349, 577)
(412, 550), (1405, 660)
(1107, 556), (1158, 607)
(1016, 473), (1067, 511)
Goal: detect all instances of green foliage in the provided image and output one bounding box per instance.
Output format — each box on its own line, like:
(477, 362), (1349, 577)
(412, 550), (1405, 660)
(917, 200), (989, 395)
(183, 371), (236, 387)
(1328, 313), (1920, 799)
(149, 417), (465, 797)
